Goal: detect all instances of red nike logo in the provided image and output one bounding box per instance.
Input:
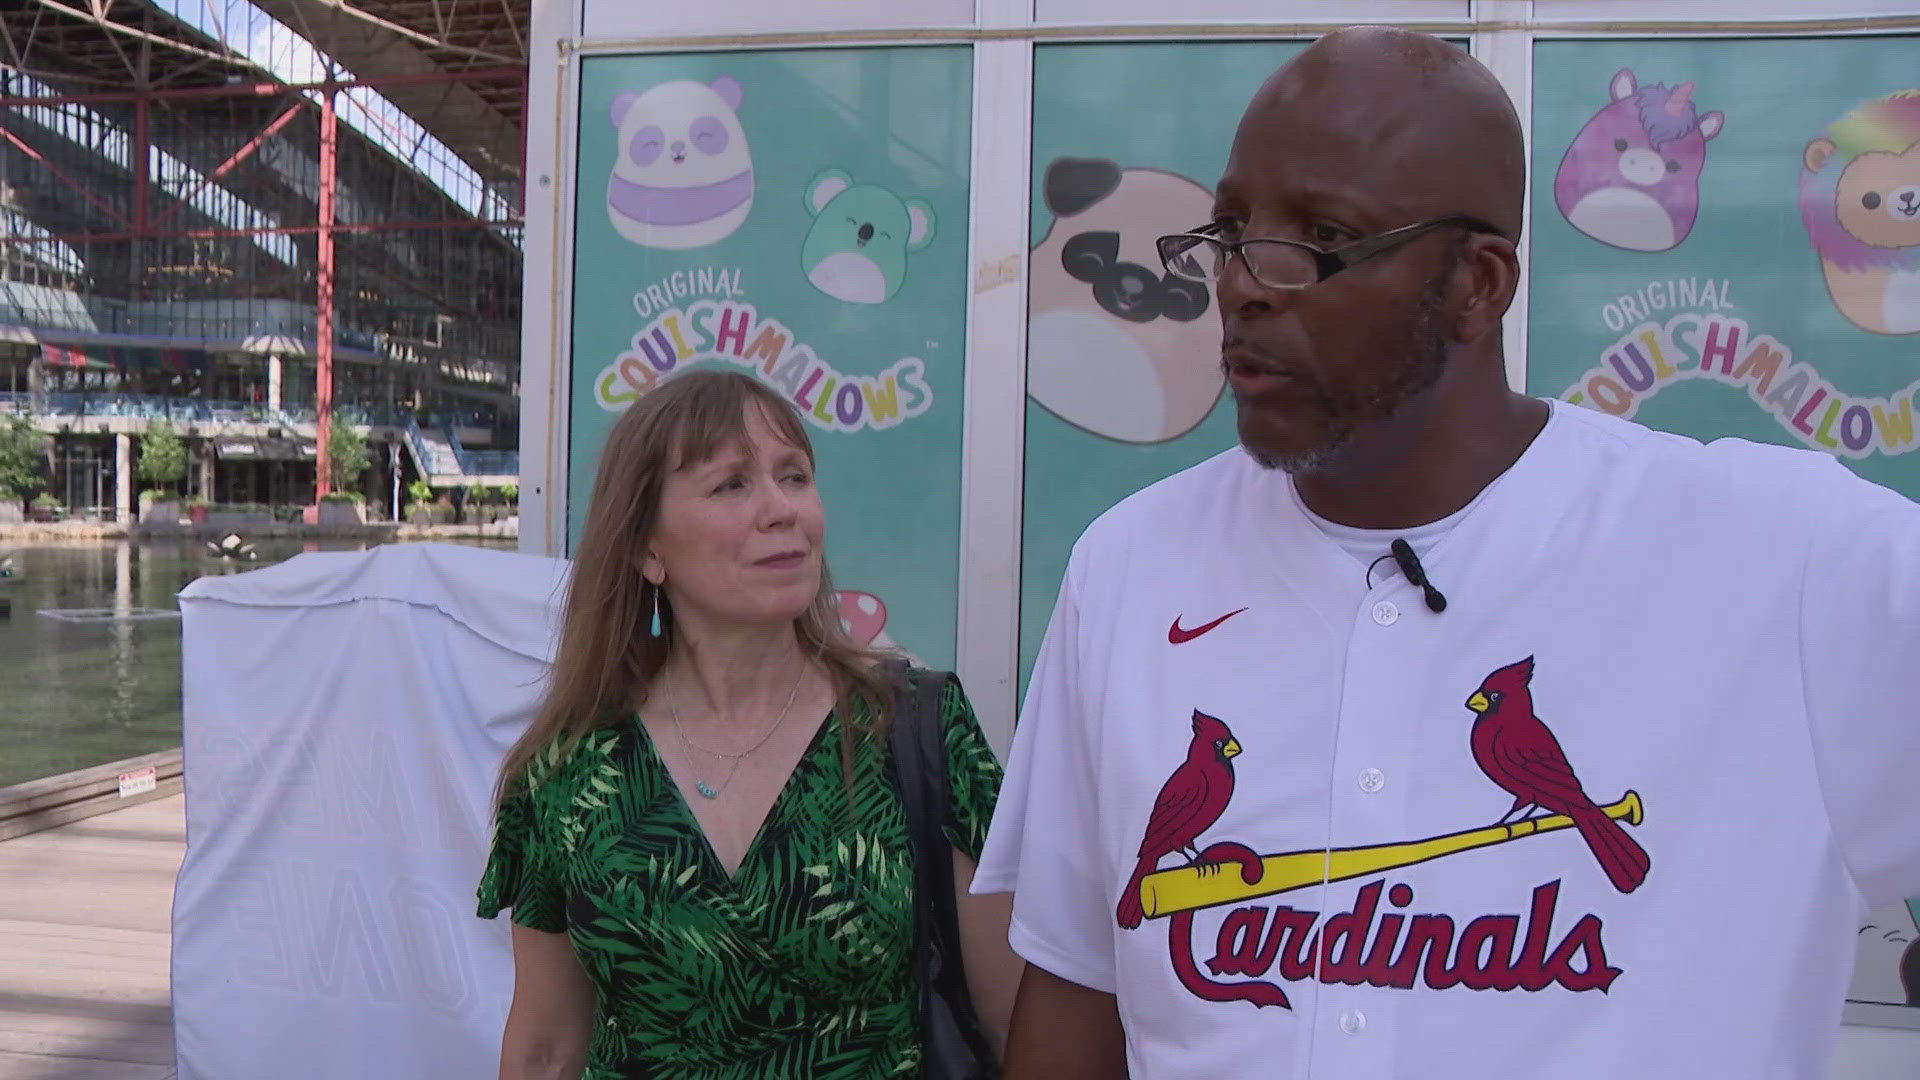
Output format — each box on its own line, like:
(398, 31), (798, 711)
(1168, 608), (1248, 644)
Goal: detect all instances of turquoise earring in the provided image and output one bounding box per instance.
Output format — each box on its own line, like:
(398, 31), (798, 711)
(649, 589), (663, 638)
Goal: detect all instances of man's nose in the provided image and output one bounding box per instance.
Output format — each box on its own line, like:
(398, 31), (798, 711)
(1213, 246), (1274, 317)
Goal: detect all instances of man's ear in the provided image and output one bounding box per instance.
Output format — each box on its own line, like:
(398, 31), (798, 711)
(1451, 233), (1521, 345)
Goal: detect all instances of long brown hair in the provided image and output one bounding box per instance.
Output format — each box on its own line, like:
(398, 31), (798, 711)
(496, 370), (893, 800)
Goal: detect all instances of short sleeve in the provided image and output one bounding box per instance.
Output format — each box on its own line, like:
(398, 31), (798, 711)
(937, 674), (1004, 862)
(476, 767), (570, 933)
(972, 557), (1119, 994)
(1799, 457), (1920, 910)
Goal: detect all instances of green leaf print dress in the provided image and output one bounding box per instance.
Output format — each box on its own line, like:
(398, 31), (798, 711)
(478, 674), (1003, 1079)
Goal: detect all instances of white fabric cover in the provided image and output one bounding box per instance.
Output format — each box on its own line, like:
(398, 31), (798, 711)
(172, 542), (568, 1080)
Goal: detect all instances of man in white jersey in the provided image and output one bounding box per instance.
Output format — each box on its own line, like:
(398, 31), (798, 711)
(974, 25), (1920, 1080)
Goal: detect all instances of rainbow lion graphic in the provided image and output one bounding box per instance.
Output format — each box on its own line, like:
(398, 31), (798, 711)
(1799, 90), (1920, 336)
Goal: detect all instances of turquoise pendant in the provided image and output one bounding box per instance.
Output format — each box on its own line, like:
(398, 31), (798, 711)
(695, 780), (719, 799)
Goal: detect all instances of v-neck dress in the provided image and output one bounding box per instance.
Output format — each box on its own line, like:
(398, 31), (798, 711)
(478, 675), (1003, 1079)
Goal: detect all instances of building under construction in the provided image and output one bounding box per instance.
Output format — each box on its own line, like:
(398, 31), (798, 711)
(0, 0), (525, 521)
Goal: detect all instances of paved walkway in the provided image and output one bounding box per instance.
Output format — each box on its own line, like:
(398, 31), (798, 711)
(0, 794), (181, 1079)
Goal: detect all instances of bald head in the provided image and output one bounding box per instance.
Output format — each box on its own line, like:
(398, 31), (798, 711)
(1233, 27), (1526, 238)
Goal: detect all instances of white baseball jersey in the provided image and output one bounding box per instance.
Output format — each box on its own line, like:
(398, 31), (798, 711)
(974, 400), (1920, 1079)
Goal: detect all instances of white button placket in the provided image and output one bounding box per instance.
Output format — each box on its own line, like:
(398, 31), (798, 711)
(1306, 582), (1424, 1080)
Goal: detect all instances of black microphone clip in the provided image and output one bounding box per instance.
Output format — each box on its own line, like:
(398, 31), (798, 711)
(1389, 538), (1448, 614)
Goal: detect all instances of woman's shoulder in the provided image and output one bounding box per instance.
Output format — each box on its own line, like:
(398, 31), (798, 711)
(512, 715), (637, 799)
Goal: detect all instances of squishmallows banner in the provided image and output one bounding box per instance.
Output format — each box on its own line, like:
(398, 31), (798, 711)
(1529, 38), (1920, 1031)
(1529, 36), (1920, 505)
(568, 47), (972, 668)
(1018, 41), (1311, 690)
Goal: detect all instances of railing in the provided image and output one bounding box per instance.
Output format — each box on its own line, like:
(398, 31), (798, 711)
(1, 392), (517, 478)
(402, 414), (462, 476)
(397, 415), (518, 481)
(461, 450), (520, 476)
(1, 295), (505, 361)
(1, 394), (420, 432)
(0, 302), (385, 353)
(443, 423), (518, 477)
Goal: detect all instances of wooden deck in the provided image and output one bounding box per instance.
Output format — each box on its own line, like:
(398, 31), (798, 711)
(0, 794), (181, 1079)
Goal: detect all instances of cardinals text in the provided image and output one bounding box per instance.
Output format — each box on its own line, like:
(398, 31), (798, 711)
(1174, 879), (1622, 1009)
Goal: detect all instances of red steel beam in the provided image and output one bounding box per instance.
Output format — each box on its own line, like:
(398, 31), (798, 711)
(0, 121), (134, 229)
(0, 68), (525, 109)
(148, 102), (305, 230)
(316, 88), (336, 500)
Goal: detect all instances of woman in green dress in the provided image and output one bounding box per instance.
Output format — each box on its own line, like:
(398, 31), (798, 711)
(481, 370), (1020, 1079)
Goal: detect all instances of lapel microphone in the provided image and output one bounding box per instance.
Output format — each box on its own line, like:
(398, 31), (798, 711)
(1390, 538), (1448, 614)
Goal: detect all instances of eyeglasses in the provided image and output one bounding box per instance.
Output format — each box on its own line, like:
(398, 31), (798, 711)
(1156, 215), (1508, 291)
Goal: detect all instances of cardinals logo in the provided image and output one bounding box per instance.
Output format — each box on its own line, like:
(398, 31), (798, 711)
(1119, 658), (1649, 1009)
(1465, 657), (1650, 893)
(1116, 711), (1243, 930)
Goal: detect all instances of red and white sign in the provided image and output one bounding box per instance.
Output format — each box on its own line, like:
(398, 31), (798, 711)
(117, 766), (157, 798)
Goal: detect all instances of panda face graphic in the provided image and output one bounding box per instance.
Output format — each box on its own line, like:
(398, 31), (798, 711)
(606, 77), (755, 250)
(1028, 157), (1223, 444)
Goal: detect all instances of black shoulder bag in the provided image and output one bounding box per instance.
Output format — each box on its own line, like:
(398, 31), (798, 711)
(888, 663), (1001, 1080)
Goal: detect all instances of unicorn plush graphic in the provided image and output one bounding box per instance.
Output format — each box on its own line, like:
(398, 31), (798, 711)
(1555, 69), (1725, 253)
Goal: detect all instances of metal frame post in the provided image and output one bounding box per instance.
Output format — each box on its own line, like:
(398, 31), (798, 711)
(315, 86), (337, 499)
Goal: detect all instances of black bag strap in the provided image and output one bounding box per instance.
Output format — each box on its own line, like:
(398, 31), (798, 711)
(887, 661), (998, 1076)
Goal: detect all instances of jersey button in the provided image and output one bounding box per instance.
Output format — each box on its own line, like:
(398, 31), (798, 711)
(1371, 600), (1400, 626)
(1340, 1008), (1366, 1035)
(1358, 768), (1386, 793)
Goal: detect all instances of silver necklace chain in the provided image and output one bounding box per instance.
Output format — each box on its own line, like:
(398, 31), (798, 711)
(665, 656), (808, 798)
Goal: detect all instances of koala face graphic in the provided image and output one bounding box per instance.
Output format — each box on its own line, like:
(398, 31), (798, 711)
(1028, 157), (1222, 444)
(801, 169), (934, 305)
(606, 77), (755, 250)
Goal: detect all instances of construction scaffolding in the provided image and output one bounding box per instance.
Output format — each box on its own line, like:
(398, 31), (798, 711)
(0, 0), (525, 517)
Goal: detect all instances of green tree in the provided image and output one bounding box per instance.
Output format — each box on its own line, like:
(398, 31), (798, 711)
(0, 413), (46, 510)
(325, 411), (372, 493)
(137, 420), (188, 496)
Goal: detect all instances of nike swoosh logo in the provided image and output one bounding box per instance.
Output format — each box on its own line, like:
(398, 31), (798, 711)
(1168, 608), (1248, 645)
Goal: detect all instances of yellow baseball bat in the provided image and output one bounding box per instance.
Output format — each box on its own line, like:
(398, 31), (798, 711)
(1137, 790), (1644, 920)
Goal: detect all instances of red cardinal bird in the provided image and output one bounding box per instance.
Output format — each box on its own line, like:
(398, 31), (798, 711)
(1116, 710), (1242, 929)
(1466, 657), (1649, 893)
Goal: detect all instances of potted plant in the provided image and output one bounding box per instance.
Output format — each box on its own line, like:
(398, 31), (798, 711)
(30, 492), (61, 523)
(136, 421), (186, 523)
(470, 484), (496, 525)
(139, 488), (182, 525)
(406, 478), (435, 527)
(184, 495), (211, 524)
(0, 414), (46, 522)
(318, 490), (366, 526)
